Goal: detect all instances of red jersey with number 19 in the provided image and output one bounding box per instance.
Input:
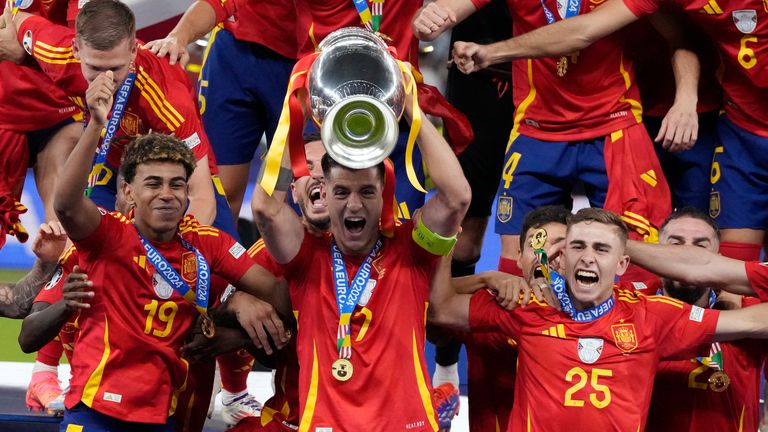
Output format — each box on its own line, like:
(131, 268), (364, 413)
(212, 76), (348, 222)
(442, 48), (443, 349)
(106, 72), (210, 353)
(67, 213), (252, 424)
(278, 220), (440, 432)
(469, 287), (719, 431)
(623, 0), (768, 136)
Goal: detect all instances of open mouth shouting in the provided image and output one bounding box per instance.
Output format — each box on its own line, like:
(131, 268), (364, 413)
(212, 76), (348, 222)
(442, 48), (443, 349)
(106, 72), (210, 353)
(308, 183), (324, 210)
(344, 216), (366, 234)
(574, 269), (599, 288)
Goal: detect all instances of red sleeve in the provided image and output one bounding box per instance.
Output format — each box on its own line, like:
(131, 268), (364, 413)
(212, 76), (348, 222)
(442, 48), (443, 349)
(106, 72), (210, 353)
(647, 296), (720, 360)
(470, 0), (492, 9)
(73, 210), (129, 257)
(17, 15), (86, 95)
(200, 230), (254, 284)
(469, 289), (521, 338)
(402, 219), (442, 266)
(621, 0), (660, 18)
(202, 0), (234, 24)
(278, 230), (314, 275)
(33, 246), (78, 304)
(745, 261), (768, 302)
(247, 239), (283, 278)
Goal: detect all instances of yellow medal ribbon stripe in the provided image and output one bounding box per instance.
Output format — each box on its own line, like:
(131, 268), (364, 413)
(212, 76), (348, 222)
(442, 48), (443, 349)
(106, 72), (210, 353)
(260, 69), (309, 196)
(398, 61), (426, 193)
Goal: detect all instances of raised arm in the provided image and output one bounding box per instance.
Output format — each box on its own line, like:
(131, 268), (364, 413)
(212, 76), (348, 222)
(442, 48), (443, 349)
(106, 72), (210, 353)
(144, 0), (217, 66)
(54, 72), (114, 240)
(626, 240), (754, 295)
(649, 11), (699, 152)
(428, 256), (473, 331)
(715, 303), (768, 342)
(185, 155), (216, 225)
(251, 143), (305, 264)
(412, 0), (477, 41)
(452, 0), (640, 73)
(408, 90), (471, 238)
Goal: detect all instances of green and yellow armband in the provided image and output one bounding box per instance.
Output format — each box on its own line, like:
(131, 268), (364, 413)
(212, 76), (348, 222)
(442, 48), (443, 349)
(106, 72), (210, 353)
(412, 216), (457, 256)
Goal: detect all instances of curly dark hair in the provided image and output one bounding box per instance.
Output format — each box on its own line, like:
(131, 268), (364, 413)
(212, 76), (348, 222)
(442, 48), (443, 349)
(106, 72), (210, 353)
(119, 133), (196, 183)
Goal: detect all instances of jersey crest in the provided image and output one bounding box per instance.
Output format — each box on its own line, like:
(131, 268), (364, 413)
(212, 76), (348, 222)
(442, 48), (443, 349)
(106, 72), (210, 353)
(577, 337), (604, 364)
(733, 10), (758, 34)
(120, 111), (140, 136)
(611, 323), (638, 353)
(181, 251), (197, 284)
(496, 196), (513, 223)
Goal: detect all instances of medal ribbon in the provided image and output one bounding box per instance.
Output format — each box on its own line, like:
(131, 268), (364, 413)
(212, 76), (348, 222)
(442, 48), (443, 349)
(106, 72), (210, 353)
(540, 0), (580, 24)
(137, 229), (211, 316)
(9, 0), (22, 17)
(85, 69), (136, 197)
(350, 0), (384, 32)
(331, 239), (382, 359)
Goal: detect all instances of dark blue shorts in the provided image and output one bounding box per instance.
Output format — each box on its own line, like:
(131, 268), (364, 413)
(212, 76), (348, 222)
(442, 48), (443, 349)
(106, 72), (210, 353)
(646, 110), (719, 212)
(709, 115), (768, 229)
(198, 28), (294, 166)
(60, 402), (175, 432)
(493, 134), (609, 235)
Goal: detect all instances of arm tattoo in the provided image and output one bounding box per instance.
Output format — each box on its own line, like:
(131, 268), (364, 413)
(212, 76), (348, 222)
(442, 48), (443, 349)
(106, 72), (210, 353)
(0, 260), (58, 319)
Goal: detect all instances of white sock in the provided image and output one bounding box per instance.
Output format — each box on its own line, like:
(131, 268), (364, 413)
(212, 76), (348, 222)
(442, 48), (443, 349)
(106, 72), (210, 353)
(221, 388), (248, 405)
(31, 361), (58, 376)
(432, 363), (459, 388)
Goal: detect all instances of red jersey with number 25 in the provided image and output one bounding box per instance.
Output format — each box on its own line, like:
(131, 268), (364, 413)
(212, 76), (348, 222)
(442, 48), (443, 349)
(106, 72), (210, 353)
(469, 287), (719, 431)
(67, 213), (252, 424)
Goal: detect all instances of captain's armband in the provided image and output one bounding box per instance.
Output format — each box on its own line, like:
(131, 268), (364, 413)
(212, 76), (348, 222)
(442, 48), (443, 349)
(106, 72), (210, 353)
(412, 216), (457, 256)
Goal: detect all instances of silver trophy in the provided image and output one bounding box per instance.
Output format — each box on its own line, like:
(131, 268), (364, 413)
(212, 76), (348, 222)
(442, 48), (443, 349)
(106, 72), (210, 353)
(308, 27), (404, 169)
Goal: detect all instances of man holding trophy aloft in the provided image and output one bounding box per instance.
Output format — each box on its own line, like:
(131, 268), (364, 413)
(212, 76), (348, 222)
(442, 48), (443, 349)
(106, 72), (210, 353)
(252, 27), (471, 432)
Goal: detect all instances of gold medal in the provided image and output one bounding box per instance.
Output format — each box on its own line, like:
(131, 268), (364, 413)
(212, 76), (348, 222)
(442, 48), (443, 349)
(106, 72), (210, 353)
(201, 315), (216, 339)
(331, 358), (353, 382)
(556, 56), (568, 77)
(531, 228), (548, 250)
(708, 370), (730, 392)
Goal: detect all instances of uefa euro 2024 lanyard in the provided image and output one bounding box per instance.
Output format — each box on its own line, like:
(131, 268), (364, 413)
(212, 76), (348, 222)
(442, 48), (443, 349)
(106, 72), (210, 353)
(531, 228), (614, 323)
(85, 66), (136, 197)
(351, 0), (384, 32)
(539, 0), (581, 76)
(136, 228), (216, 339)
(330, 238), (382, 382)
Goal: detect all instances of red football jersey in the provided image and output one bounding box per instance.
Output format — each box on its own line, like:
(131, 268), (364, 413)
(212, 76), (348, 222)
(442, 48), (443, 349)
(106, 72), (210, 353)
(623, 0), (768, 136)
(464, 328), (517, 432)
(246, 239), (300, 430)
(0, 63), (79, 132)
(294, 0), (420, 65)
(66, 213), (252, 423)
(33, 244), (80, 364)
(469, 287), (719, 431)
(648, 295), (767, 432)
(626, 17), (722, 117)
(203, 0), (298, 59)
(278, 220), (440, 432)
(17, 16), (220, 173)
(745, 261), (768, 301)
(471, 0), (644, 140)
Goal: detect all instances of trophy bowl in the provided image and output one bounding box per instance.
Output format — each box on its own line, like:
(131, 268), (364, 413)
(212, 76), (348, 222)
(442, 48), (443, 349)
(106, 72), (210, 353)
(308, 27), (404, 169)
